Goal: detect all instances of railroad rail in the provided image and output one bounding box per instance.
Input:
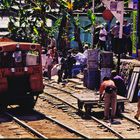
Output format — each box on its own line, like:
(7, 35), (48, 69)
(38, 93), (118, 138)
(43, 78), (140, 139)
(0, 112), (40, 138)
(3, 107), (86, 139)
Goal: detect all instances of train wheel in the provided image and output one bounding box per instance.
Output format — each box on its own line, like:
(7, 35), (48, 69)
(20, 96), (35, 110)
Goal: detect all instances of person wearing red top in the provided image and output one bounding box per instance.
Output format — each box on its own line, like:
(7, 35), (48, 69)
(99, 77), (117, 122)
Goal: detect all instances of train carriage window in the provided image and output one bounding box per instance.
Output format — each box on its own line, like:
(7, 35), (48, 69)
(26, 50), (40, 66)
(0, 50), (40, 68)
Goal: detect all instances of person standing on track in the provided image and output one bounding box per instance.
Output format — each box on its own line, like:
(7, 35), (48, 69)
(99, 77), (117, 123)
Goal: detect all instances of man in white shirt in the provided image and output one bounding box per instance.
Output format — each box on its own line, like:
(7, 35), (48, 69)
(99, 25), (107, 51)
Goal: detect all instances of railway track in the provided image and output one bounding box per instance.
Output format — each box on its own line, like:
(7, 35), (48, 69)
(37, 93), (117, 138)
(43, 78), (140, 139)
(2, 108), (85, 139)
(0, 112), (38, 138)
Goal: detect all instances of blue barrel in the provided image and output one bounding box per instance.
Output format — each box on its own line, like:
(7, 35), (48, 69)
(87, 70), (100, 90)
(83, 68), (88, 87)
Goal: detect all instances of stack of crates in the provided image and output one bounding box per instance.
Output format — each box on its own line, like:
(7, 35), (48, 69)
(100, 51), (113, 82)
(84, 49), (100, 90)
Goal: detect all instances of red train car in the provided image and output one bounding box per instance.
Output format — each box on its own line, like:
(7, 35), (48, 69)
(0, 42), (44, 110)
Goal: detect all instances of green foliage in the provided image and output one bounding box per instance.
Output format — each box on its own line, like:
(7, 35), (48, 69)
(1, 0), (12, 8)
(73, 14), (80, 26)
(0, 0), (59, 47)
(1, 0), (132, 50)
(33, 26), (39, 35)
(87, 9), (96, 25)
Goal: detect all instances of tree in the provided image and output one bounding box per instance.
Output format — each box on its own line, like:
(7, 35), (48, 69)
(0, 0), (60, 48)
(0, 0), (131, 51)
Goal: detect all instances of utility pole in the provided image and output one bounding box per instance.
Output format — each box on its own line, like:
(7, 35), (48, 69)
(91, 0), (94, 48)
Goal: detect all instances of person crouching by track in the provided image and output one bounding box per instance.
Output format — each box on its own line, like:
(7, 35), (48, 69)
(99, 77), (117, 123)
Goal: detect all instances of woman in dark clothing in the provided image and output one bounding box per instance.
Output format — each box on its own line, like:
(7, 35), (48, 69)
(65, 51), (76, 79)
(57, 53), (67, 83)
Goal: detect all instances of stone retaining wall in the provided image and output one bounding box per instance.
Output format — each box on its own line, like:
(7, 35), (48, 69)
(119, 59), (140, 86)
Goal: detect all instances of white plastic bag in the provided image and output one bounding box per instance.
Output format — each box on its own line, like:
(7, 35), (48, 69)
(51, 64), (60, 76)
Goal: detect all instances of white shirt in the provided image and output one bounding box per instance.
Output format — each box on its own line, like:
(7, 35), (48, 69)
(99, 28), (107, 41)
(83, 50), (88, 58)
